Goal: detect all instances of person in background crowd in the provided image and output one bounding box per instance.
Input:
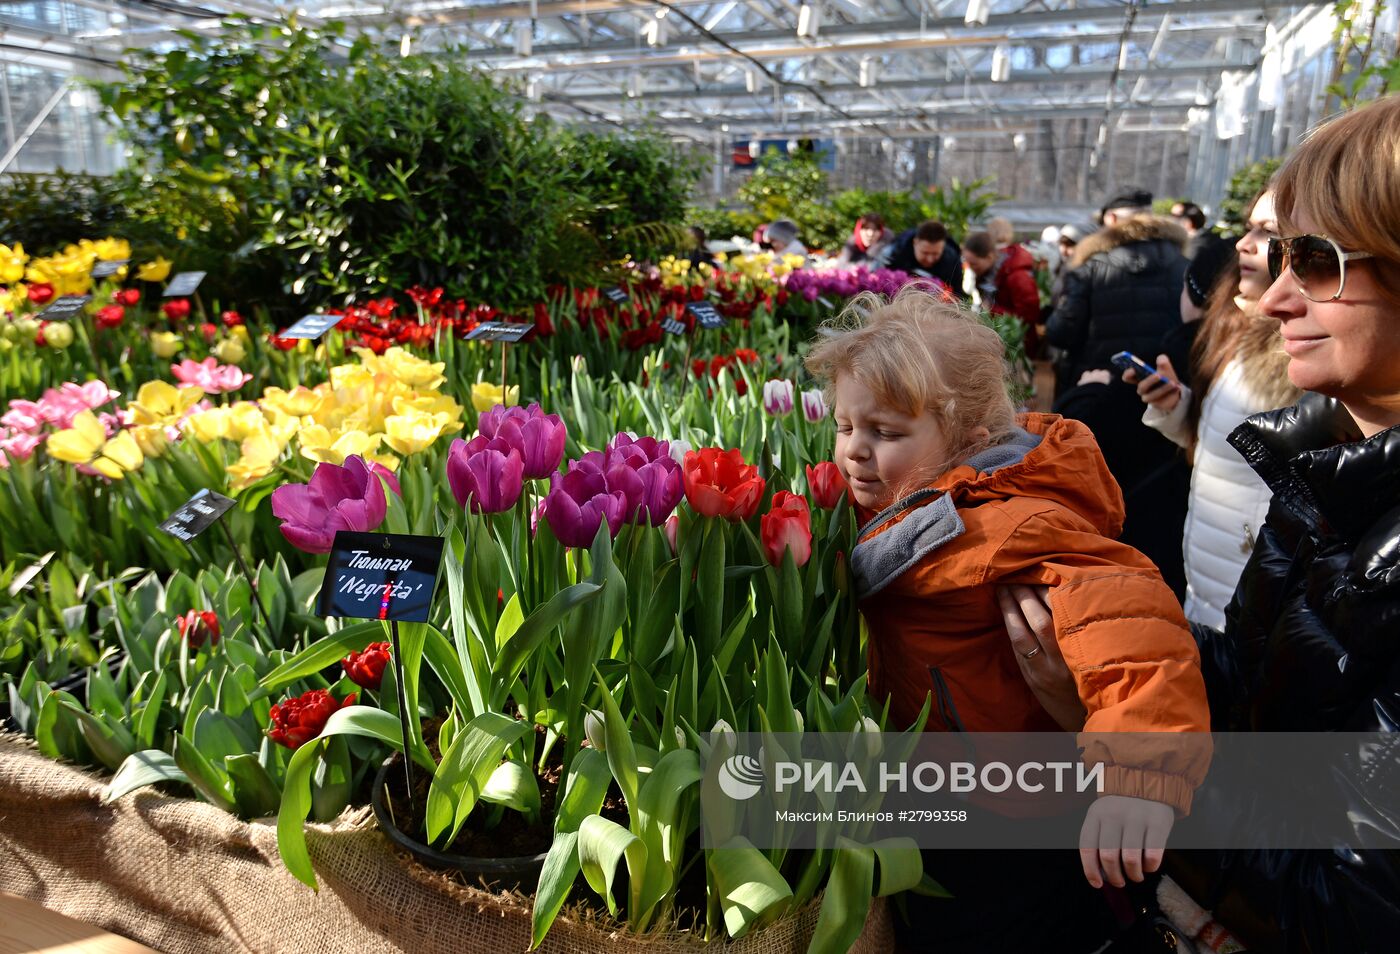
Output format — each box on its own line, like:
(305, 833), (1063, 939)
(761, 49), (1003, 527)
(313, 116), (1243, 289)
(987, 216), (1016, 249)
(807, 285), (1209, 954)
(685, 225), (716, 269)
(1119, 188), (1299, 631)
(764, 219), (808, 265)
(1172, 201), (1234, 322)
(962, 230), (1042, 353)
(1054, 224), (1084, 283)
(836, 212), (895, 267)
(881, 219), (969, 299)
(1046, 188), (1189, 396)
(1045, 191), (1192, 598)
(1002, 95), (1400, 954)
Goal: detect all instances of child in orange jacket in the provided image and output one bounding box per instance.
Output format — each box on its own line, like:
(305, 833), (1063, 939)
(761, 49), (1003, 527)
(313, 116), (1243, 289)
(806, 285), (1211, 951)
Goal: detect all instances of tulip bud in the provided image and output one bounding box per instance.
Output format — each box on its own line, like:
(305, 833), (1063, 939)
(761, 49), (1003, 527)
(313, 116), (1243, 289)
(761, 379), (795, 417)
(800, 389), (829, 423)
(711, 718), (736, 744)
(151, 331), (182, 358)
(664, 514), (679, 555)
(13, 318), (38, 340)
(213, 337), (246, 365)
(43, 322), (74, 349)
(584, 709), (607, 752)
(1, 323), (17, 342)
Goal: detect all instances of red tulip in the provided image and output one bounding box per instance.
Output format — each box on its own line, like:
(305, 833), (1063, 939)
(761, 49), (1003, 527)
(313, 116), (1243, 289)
(683, 448), (765, 522)
(221, 309), (244, 327)
(115, 288), (141, 307)
(268, 332), (297, 351)
(342, 641), (391, 691)
(805, 462), (847, 509)
(94, 304), (126, 329)
(162, 298), (191, 321)
(761, 492), (812, 567)
(175, 609), (221, 649)
(267, 689), (356, 749)
(27, 283), (55, 304)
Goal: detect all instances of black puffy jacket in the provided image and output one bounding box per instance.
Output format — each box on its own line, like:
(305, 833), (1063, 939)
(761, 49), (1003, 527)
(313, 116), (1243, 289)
(1170, 393), (1400, 952)
(1045, 216), (1188, 392)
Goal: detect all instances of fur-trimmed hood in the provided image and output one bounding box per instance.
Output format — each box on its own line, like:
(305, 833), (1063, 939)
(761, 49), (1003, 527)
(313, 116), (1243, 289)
(1071, 215), (1188, 267)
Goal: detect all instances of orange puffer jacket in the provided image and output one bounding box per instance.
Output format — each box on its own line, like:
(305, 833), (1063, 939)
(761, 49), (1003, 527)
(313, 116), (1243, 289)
(851, 412), (1211, 814)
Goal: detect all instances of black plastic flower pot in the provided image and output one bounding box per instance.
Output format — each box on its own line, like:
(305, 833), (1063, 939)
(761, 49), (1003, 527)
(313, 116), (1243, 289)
(370, 756), (549, 892)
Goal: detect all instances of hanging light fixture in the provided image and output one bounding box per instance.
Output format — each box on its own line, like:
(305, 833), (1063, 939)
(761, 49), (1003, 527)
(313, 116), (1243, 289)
(964, 0), (990, 26)
(627, 72), (644, 98)
(514, 25), (533, 57)
(400, 35), (412, 57)
(990, 45), (1011, 82)
(859, 56), (878, 88)
(746, 68), (764, 93)
(1012, 132), (1027, 152)
(797, 4), (821, 39)
(643, 17), (667, 47)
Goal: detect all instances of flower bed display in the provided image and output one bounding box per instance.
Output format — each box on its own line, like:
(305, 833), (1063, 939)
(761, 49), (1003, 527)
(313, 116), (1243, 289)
(1, 234), (1027, 951)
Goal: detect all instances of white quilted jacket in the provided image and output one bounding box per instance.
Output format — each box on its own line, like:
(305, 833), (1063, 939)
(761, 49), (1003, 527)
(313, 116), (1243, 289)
(1143, 358), (1277, 630)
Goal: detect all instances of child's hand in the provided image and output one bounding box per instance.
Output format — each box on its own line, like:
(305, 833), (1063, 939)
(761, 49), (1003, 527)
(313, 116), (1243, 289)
(1079, 795), (1175, 889)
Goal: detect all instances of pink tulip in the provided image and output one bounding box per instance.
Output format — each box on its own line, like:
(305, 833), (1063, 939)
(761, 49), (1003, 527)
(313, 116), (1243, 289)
(271, 456), (401, 553)
(0, 429), (41, 462)
(664, 514), (679, 555)
(607, 433), (683, 526)
(172, 357), (252, 394)
(476, 403), (567, 480)
(762, 380), (795, 417)
(446, 437), (524, 513)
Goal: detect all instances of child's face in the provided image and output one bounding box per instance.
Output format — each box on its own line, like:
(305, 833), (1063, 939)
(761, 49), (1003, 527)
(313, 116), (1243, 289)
(833, 375), (951, 510)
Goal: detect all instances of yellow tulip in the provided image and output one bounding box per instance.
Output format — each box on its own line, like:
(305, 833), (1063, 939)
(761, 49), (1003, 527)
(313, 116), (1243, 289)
(182, 407), (231, 443)
(90, 238), (132, 262)
(45, 410), (144, 478)
(0, 242), (26, 284)
(391, 393), (465, 431)
(226, 402), (272, 442)
(261, 385), (326, 418)
(131, 423), (170, 458)
(43, 323), (74, 350)
(471, 382), (519, 413)
(213, 337), (246, 365)
(228, 427), (284, 490)
(298, 425), (382, 465)
(128, 381), (205, 427)
(151, 332), (183, 359)
(378, 347), (446, 389)
(231, 324), (250, 342)
(383, 410), (451, 457)
(137, 258), (173, 282)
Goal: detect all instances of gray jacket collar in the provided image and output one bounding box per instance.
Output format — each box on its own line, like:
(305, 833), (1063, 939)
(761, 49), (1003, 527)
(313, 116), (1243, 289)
(850, 428), (1043, 598)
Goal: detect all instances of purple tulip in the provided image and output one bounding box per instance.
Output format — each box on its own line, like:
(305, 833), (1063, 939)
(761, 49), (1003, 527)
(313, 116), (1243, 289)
(271, 455), (400, 554)
(477, 403), (567, 480)
(543, 465), (628, 548)
(607, 434), (683, 526)
(446, 437), (524, 514)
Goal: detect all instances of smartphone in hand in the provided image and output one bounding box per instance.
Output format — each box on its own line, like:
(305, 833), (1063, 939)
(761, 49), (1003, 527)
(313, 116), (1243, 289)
(1110, 351), (1178, 390)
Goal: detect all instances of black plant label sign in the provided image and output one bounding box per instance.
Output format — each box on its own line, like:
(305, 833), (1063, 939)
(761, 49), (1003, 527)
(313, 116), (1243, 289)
(319, 531), (445, 623)
(91, 259), (129, 278)
(39, 295), (93, 321)
(686, 301), (725, 329)
(158, 489), (236, 541)
(280, 313), (347, 340)
(162, 271), (206, 298)
(467, 321), (534, 343)
(603, 286), (629, 304)
(661, 316), (687, 336)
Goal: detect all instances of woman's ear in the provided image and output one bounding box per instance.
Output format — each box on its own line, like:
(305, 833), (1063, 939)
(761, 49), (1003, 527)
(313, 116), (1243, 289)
(969, 425), (991, 447)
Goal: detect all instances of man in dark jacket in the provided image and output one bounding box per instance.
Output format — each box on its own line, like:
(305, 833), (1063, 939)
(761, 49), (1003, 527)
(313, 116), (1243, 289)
(1046, 189), (1188, 397)
(879, 219), (968, 299)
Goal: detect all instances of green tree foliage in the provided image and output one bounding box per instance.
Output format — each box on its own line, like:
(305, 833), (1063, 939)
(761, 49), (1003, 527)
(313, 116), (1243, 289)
(1218, 157), (1283, 232)
(90, 17), (695, 313)
(0, 173), (133, 255)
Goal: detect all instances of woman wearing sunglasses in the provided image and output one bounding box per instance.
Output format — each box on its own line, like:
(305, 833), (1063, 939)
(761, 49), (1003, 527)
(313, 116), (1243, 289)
(999, 96), (1400, 951)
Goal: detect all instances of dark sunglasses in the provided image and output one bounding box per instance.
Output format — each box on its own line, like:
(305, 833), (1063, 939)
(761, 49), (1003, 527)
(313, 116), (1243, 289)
(1266, 234), (1374, 302)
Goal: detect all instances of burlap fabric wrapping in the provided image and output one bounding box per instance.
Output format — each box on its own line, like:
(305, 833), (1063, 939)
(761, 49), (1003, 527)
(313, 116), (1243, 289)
(0, 733), (893, 953)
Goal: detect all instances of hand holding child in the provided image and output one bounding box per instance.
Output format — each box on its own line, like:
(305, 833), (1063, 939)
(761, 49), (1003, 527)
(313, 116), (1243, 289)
(1080, 795), (1175, 889)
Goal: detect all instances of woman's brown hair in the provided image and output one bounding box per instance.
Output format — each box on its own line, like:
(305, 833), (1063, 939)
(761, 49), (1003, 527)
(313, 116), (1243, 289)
(1273, 94), (1400, 307)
